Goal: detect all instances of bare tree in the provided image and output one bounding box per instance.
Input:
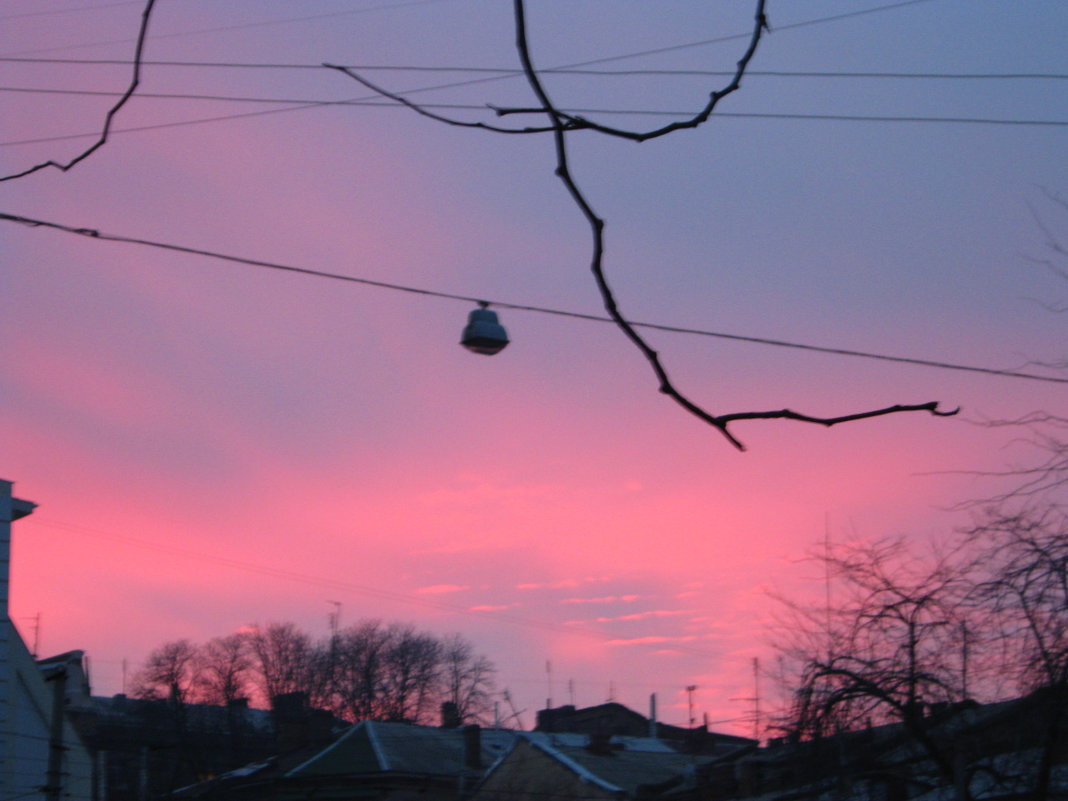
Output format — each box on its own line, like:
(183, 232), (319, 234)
(328, 619), (391, 722)
(246, 622), (314, 709)
(966, 507), (1068, 799)
(772, 537), (978, 799)
(194, 633), (252, 706)
(132, 639), (200, 704)
(378, 624), (442, 723)
(440, 633), (496, 725)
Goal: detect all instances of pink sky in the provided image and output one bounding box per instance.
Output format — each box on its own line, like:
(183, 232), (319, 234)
(2, 0), (1067, 735)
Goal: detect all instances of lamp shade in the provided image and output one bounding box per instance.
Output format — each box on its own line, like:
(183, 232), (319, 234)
(461, 306), (509, 355)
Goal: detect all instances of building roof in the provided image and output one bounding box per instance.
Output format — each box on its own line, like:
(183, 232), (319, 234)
(288, 720), (516, 778)
(540, 742), (709, 795)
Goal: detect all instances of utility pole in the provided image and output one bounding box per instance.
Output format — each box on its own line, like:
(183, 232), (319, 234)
(545, 660), (552, 709)
(328, 601), (341, 638)
(752, 657), (761, 742)
(685, 685), (698, 728)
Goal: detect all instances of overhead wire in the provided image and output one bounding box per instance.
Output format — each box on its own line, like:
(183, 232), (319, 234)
(0, 85), (1061, 142)
(1, 0), (1062, 384)
(2, 210), (1065, 386)
(3, 57), (1066, 81)
(0, 0), (143, 23)
(1, 0), (940, 61)
(4, 0), (1055, 147)
(0, 0), (463, 58)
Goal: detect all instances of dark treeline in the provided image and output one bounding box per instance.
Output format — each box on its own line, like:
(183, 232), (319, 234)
(131, 620), (496, 725)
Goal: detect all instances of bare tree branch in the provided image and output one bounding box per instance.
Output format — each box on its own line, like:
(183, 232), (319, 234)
(503, 0), (769, 144)
(324, 1), (957, 450)
(323, 62), (558, 135)
(511, 0), (956, 450)
(0, 0), (157, 183)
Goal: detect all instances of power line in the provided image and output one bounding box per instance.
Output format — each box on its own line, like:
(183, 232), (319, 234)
(0, 1), (142, 22)
(0, 0), (462, 58)
(3, 210), (1065, 386)
(4, 57), (1065, 82)
(0, 0), (943, 71)
(5, 0), (1026, 149)
(0, 86), (1062, 136)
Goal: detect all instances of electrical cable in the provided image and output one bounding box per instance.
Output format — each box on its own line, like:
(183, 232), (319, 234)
(5, 0), (1044, 149)
(2, 210), (1065, 386)
(0, 0), (142, 22)
(0, 0), (462, 58)
(3, 57), (1065, 82)
(0, 86), (1061, 144)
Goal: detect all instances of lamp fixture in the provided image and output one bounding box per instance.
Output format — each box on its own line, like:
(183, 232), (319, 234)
(461, 302), (509, 355)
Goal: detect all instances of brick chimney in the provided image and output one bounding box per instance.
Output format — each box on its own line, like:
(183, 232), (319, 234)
(463, 724), (482, 769)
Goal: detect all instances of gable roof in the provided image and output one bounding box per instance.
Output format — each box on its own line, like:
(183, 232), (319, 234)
(478, 732), (724, 799)
(288, 721), (516, 778)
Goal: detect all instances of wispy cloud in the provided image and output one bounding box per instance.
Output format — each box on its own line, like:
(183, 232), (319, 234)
(517, 580), (579, 590)
(603, 634), (710, 647)
(468, 604), (516, 612)
(560, 594), (641, 605)
(594, 609), (691, 623)
(415, 584), (470, 595)
(516, 577), (608, 591)
(565, 609), (691, 625)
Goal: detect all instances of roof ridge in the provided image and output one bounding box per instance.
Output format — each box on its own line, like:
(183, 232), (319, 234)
(525, 733), (623, 794)
(366, 719), (391, 771)
(286, 720), (363, 776)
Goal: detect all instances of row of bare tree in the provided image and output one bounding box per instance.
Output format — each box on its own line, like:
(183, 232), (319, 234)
(772, 193), (1068, 801)
(132, 620), (496, 725)
(772, 505), (1068, 800)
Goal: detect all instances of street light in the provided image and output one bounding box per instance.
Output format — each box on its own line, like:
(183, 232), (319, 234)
(461, 302), (509, 355)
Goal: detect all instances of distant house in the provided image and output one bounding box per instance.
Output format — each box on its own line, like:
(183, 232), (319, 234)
(472, 731), (738, 801)
(49, 688), (352, 801)
(67, 691), (281, 800)
(536, 702), (756, 755)
(170, 719), (517, 800)
(168, 698), (758, 801)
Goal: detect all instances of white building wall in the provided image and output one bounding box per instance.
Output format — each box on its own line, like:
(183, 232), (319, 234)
(1, 480), (92, 800)
(3, 624), (93, 801)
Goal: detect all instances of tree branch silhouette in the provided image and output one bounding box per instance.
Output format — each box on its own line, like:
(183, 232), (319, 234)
(0, 0), (157, 183)
(329, 0), (956, 450)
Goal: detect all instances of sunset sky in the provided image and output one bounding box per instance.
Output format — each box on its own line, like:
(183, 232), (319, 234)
(2, 0), (1066, 735)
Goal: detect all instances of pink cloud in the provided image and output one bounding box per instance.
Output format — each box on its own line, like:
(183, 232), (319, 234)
(560, 595), (641, 605)
(602, 635), (709, 647)
(593, 610), (691, 623)
(415, 584), (470, 595)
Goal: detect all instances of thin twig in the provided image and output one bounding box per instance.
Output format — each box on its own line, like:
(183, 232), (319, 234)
(323, 62), (558, 135)
(0, 0), (157, 182)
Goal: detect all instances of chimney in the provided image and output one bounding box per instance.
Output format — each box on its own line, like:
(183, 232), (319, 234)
(463, 724), (482, 769)
(649, 693), (657, 738)
(587, 732), (615, 756)
(536, 704), (575, 732)
(272, 692), (310, 752)
(441, 701), (461, 729)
